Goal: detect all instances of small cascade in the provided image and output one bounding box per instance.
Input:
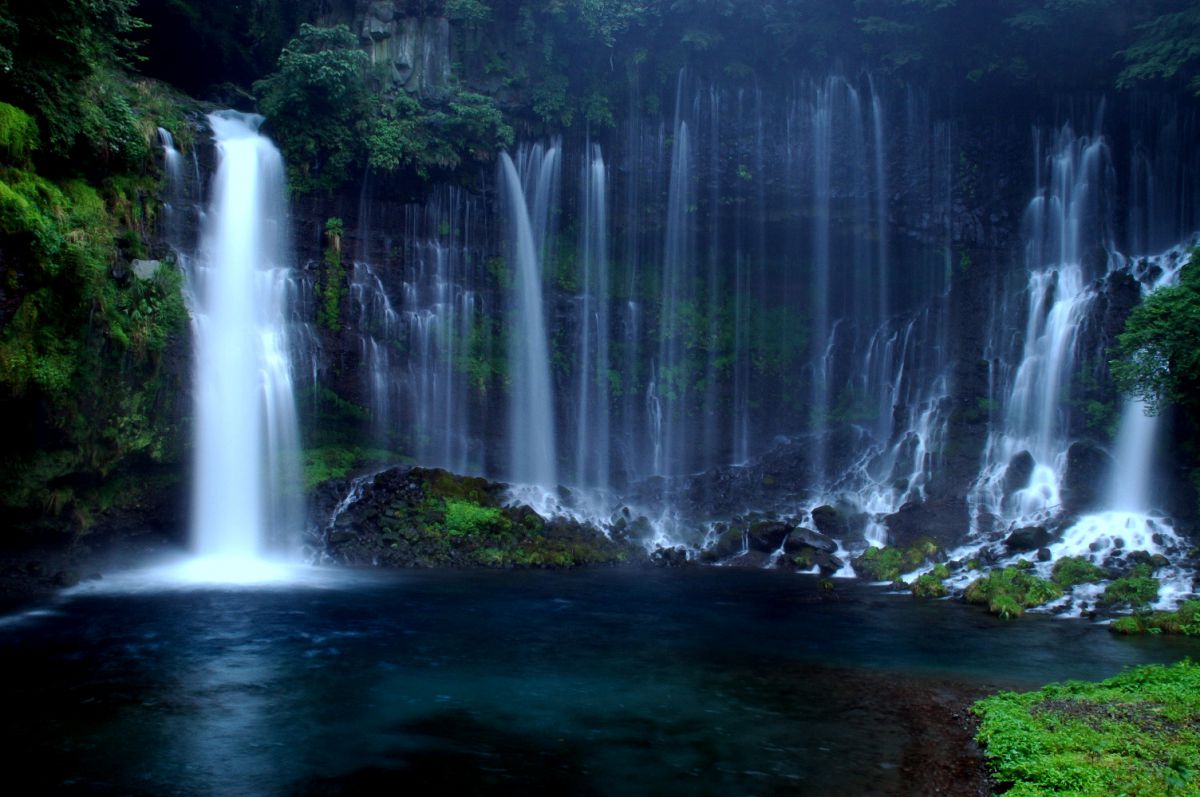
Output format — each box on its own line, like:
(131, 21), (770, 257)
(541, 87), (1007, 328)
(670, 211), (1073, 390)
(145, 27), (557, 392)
(347, 261), (400, 441)
(183, 111), (302, 576)
(500, 145), (559, 488)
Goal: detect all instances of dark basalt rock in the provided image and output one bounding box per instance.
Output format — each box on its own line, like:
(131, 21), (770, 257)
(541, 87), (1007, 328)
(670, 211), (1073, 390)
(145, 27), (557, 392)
(811, 505), (851, 538)
(747, 520), (791, 552)
(1004, 525), (1052, 552)
(1062, 441), (1113, 514)
(784, 528), (838, 555)
(1002, 450), (1035, 497)
(883, 498), (970, 550)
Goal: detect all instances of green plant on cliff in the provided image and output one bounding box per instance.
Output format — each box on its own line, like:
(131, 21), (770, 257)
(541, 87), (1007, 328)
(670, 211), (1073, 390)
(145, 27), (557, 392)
(316, 217), (346, 330)
(0, 108), (188, 524)
(1112, 249), (1200, 418)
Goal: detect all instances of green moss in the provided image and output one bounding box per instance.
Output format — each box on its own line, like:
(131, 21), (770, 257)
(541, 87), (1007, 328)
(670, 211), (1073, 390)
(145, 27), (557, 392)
(854, 539), (940, 582)
(442, 498), (511, 538)
(303, 446), (401, 489)
(1100, 564), (1160, 608)
(1051, 556), (1108, 588)
(0, 102), (39, 163)
(964, 567), (1063, 617)
(911, 563), (951, 599)
(973, 660), (1200, 796)
(1110, 600), (1200, 637)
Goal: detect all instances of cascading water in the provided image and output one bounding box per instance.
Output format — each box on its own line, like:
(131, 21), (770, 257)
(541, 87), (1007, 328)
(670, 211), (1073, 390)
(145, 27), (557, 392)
(971, 125), (1111, 525)
(574, 144), (612, 490)
(183, 111), (302, 579)
(501, 145), (559, 488)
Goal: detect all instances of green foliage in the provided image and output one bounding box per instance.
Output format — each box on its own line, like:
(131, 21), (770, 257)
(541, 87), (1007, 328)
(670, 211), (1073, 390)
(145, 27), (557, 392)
(1119, 7), (1200, 97)
(1052, 556), (1108, 588)
(964, 567), (1063, 618)
(1100, 564), (1160, 608)
(0, 0), (150, 169)
(316, 217), (346, 330)
(0, 157), (187, 522)
(303, 446), (400, 489)
(1111, 601), (1200, 638)
(911, 563), (950, 598)
(442, 498), (512, 538)
(1112, 249), (1200, 418)
(0, 102), (38, 163)
(854, 539), (939, 582)
(255, 24), (370, 193)
(973, 660), (1200, 796)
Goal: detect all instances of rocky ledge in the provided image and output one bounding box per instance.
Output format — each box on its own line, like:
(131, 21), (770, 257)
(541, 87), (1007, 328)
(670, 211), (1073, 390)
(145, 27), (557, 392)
(312, 466), (649, 569)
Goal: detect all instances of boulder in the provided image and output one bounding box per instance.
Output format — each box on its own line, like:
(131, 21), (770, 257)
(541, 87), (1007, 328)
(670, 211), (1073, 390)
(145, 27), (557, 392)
(131, 259), (161, 280)
(746, 520), (791, 552)
(783, 528), (838, 555)
(1004, 525), (1052, 552)
(811, 505), (850, 538)
(1062, 441), (1113, 514)
(883, 497), (970, 549)
(1002, 450), (1035, 497)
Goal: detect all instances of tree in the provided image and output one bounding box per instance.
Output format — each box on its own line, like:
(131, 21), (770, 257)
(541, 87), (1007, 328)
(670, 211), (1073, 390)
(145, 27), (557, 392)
(1118, 5), (1200, 97)
(254, 24), (369, 192)
(1111, 249), (1200, 417)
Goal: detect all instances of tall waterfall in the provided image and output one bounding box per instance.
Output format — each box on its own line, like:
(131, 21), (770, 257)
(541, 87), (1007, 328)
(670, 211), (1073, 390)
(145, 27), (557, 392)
(186, 112), (302, 567)
(574, 144), (612, 490)
(501, 145), (559, 488)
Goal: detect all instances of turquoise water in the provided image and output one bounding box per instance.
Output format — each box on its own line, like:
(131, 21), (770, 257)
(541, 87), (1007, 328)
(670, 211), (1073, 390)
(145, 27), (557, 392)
(1, 567), (1195, 795)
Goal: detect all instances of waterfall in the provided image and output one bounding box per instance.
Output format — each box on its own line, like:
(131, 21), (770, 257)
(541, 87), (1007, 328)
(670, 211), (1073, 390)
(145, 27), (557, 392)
(972, 124), (1111, 523)
(185, 111), (302, 571)
(501, 145), (559, 488)
(574, 144), (611, 489)
(655, 73), (694, 477)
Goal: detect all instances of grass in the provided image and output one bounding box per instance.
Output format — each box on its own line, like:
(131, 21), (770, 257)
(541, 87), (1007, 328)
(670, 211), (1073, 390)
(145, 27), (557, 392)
(973, 660), (1200, 796)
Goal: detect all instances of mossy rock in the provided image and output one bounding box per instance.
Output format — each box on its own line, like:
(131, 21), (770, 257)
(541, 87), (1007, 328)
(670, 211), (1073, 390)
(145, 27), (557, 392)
(852, 538), (940, 581)
(964, 566), (1063, 617)
(1099, 564), (1160, 608)
(1051, 556), (1107, 588)
(1109, 601), (1200, 637)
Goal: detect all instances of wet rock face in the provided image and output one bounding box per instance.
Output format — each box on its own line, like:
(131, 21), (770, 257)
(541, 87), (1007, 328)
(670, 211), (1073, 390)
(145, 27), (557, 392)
(1004, 525), (1052, 552)
(1002, 450), (1035, 498)
(1062, 441), (1114, 514)
(883, 498), (970, 550)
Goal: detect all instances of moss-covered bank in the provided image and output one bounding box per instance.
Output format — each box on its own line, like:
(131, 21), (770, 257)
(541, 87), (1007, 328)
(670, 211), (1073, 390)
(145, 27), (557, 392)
(973, 660), (1200, 796)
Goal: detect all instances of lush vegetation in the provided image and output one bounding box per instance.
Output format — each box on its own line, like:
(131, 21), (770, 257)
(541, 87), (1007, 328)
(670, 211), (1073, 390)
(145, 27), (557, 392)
(1051, 556), (1108, 588)
(1111, 600), (1200, 637)
(964, 563), (1063, 618)
(253, 22), (512, 192)
(1113, 249), (1200, 418)
(1099, 564), (1161, 609)
(973, 660), (1200, 796)
(910, 563), (950, 598)
(851, 538), (940, 582)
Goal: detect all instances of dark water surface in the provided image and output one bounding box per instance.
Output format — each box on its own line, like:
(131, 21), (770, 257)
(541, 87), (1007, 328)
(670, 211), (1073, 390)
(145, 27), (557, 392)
(1, 567), (1196, 796)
